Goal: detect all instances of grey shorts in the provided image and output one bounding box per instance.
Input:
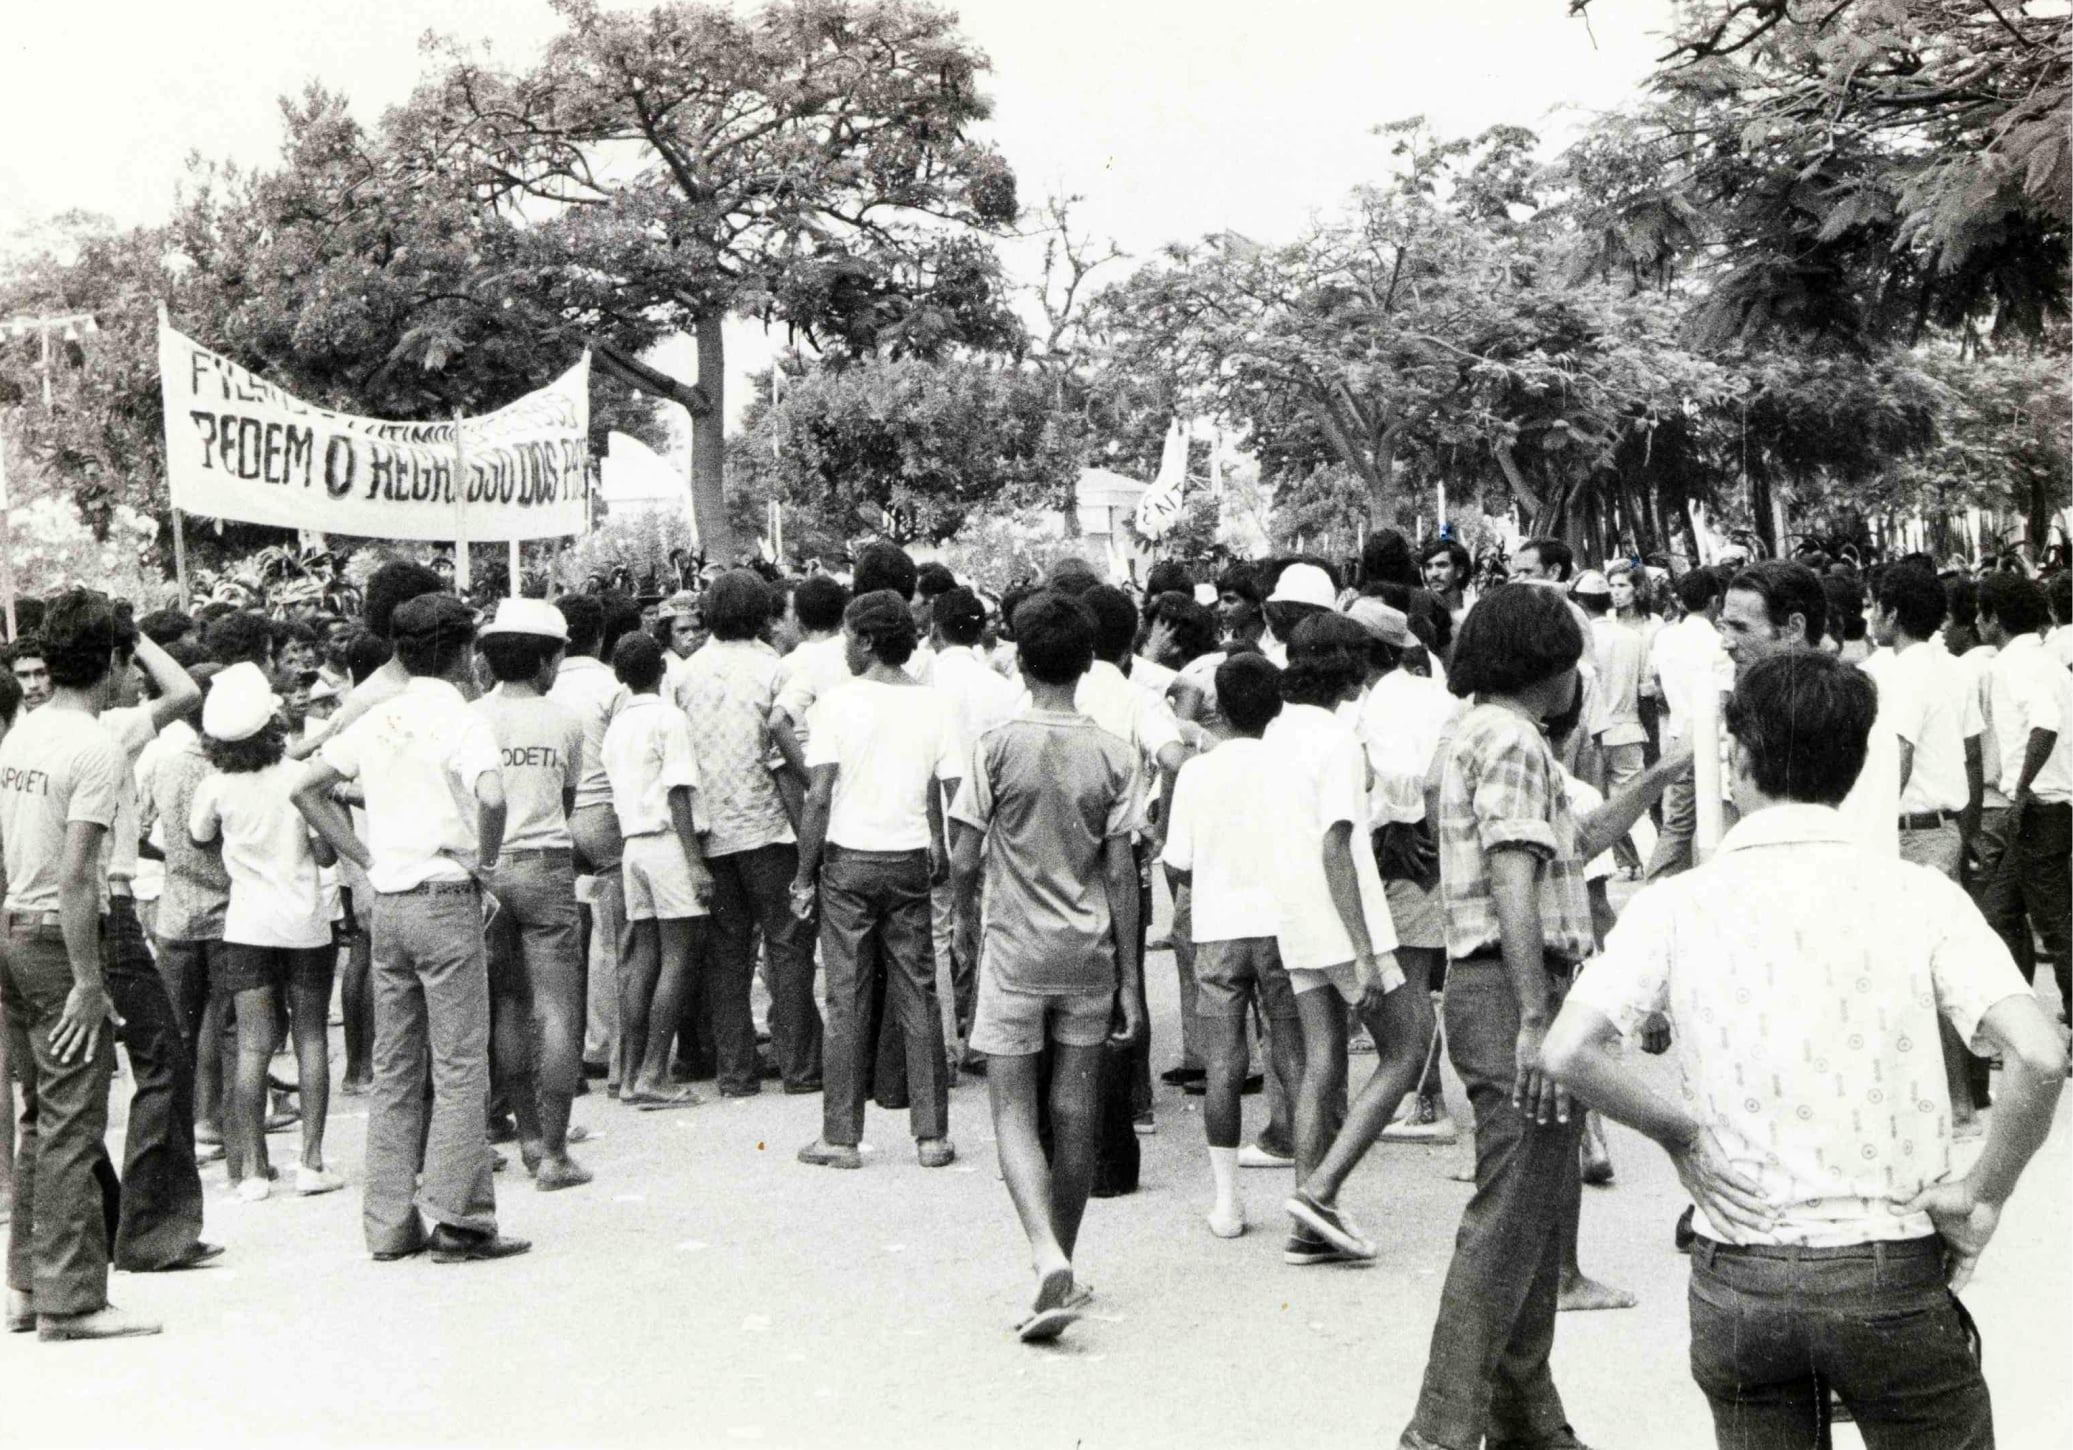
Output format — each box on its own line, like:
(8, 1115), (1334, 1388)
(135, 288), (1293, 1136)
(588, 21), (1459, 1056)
(1192, 935), (1298, 1021)
(968, 974), (1112, 1056)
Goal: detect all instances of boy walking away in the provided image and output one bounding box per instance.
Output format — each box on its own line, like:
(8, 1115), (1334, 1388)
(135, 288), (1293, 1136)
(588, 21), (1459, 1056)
(792, 590), (962, 1171)
(1263, 613), (1432, 1268)
(473, 600), (592, 1189)
(294, 593), (528, 1264)
(950, 591), (1142, 1342)
(1546, 651), (2067, 1448)
(600, 632), (714, 1111)
(1, 590), (162, 1339)
(1159, 653), (1302, 1239)
(190, 663), (343, 1201)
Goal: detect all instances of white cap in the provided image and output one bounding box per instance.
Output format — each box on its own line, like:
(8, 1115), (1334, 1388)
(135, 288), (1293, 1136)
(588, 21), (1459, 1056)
(478, 597), (570, 641)
(1267, 563), (1336, 610)
(1570, 569), (1612, 598)
(202, 662), (281, 743)
(1193, 582), (1219, 607)
(1344, 597), (1412, 647)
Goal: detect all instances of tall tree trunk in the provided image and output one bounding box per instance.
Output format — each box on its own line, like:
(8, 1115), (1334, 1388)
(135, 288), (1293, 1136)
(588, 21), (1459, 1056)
(691, 312), (731, 562)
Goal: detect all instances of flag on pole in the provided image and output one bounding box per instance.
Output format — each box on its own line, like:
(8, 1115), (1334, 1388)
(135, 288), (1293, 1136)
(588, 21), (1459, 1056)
(1134, 420), (1187, 540)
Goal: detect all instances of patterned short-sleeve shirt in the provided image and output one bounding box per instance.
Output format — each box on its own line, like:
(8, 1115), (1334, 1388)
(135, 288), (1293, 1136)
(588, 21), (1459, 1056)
(1435, 703), (1596, 964)
(1570, 804), (2032, 1247)
(672, 640), (793, 858)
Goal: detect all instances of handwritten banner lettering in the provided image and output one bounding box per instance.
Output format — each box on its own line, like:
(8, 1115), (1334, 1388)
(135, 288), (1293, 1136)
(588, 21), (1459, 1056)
(160, 319), (590, 542)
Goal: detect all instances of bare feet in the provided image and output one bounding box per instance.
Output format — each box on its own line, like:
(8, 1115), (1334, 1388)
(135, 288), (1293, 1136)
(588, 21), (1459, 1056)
(1559, 1271), (1638, 1312)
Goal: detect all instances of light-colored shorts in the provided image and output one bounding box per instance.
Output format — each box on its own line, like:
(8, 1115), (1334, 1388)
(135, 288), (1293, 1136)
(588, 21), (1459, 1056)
(968, 974), (1112, 1056)
(1287, 954), (1406, 1005)
(1193, 936), (1298, 1022)
(621, 831), (708, 922)
(1383, 877), (1445, 952)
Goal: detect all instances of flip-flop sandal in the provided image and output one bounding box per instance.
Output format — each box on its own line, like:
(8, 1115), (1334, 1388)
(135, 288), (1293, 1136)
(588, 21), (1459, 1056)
(1017, 1307), (1082, 1344)
(628, 1089), (701, 1112)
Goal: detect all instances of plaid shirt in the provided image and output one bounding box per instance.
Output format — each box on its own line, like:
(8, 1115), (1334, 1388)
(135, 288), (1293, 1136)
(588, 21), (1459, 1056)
(672, 640), (794, 858)
(1435, 702), (1595, 964)
(149, 736), (230, 941)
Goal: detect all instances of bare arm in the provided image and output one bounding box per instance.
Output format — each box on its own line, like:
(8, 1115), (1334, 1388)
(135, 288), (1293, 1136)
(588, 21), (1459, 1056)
(1321, 820), (1389, 1014)
(1905, 995), (2068, 1287)
(1575, 739), (1694, 860)
(2012, 727), (2058, 805)
(1961, 735), (1983, 843)
(768, 709), (808, 784)
(928, 776), (960, 885)
(1102, 833), (1143, 1045)
(1149, 741), (1186, 849)
(1543, 999), (1770, 1236)
(667, 785), (713, 905)
(49, 821), (115, 1064)
(1488, 845), (1565, 1125)
(293, 762), (371, 870)
(949, 818), (983, 970)
(474, 771), (507, 871)
(789, 764), (837, 918)
(133, 632), (201, 734)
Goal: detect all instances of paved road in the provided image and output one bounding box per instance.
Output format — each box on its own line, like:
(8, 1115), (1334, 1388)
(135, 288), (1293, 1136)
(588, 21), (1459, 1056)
(5, 940), (2068, 1450)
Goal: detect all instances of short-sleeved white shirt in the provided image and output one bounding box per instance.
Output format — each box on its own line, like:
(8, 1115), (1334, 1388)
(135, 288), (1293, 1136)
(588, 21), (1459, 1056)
(1160, 737), (1282, 942)
(315, 676), (502, 893)
(805, 679), (961, 852)
(190, 761), (331, 949)
(1877, 640), (1984, 815)
(0, 705), (125, 913)
(473, 690), (584, 851)
(1986, 633), (2073, 802)
(772, 634), (853, 744)
(930, 644), (1021, 756)
(546, 654), (625, 815)
(1570, 803), (2032, 1247)
(601, 693), (703, 840)
(1259, 703), (1399, 973)
(1355, 670), (1460, 826)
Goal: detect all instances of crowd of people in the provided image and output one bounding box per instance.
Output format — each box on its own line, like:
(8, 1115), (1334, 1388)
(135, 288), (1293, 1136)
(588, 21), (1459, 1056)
(1, 528), (2068, 1448)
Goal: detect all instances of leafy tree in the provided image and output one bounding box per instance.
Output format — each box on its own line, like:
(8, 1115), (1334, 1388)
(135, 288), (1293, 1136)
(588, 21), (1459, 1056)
(1569, 0), (2070, 348)
(393, 0), (1021, 558)
(732, 355), (1077, 543)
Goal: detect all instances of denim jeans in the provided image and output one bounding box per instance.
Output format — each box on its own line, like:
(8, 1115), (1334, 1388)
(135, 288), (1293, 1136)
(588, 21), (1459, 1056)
(1981, 800), (2071, 1014)
(707, 842), (822, 1093)
(818, 846), (946, 1147)
(1645, 762), (1698, 880)
(1689, 1235), (1990, 1449)
(103, 898), (206, 1270)
(2, 918), (118, 1315)
(485, 851), (585, 1101)
(365, 885), (498, 1254)
(1406, 958), (1584, 1450)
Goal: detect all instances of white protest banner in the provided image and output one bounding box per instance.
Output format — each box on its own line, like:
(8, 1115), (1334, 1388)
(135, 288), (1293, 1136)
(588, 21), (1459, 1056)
(159, 317), (590, 542)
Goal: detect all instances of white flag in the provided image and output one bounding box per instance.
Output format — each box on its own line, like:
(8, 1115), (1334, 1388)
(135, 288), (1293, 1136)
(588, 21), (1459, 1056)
(1135, 420), (1187, 539)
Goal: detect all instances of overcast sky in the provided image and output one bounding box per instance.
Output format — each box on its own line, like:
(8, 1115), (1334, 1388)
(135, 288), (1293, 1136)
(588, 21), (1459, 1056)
(3, 0), (1676, 426)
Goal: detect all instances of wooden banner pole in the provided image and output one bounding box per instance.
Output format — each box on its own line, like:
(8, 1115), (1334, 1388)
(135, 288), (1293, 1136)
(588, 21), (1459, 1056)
(451, 409), (472, 593)
(171, 507), (192, 612)
(509, 538), (523, 598)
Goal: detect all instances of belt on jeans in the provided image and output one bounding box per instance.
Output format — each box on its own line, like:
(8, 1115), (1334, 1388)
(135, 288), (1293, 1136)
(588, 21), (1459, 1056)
(378, 880), (479, 896)
(1898, 810), (1958, 831)
(825, 844), (928, 860)
(498, 847), (573, 861)
(1691, 1234), (1940, 1267)
(1451, 949), (1577, 978)
(4, 909), (109, 930)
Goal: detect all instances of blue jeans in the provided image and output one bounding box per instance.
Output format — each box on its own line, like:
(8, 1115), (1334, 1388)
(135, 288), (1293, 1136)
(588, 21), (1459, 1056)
(365, 886), (498, 1254)
(103, 898), (206, 1269)
(1405, 957), (1584, 1450)
(1689, 1235), (1990, 1449)
(2, 919), (117, 1315)
(818, 847), (945, 1147)
(486, 851), (585, 1101)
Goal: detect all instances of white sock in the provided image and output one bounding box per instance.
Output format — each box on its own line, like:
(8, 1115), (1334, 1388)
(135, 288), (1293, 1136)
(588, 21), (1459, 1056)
(1208, 1146), (1240, 1213)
